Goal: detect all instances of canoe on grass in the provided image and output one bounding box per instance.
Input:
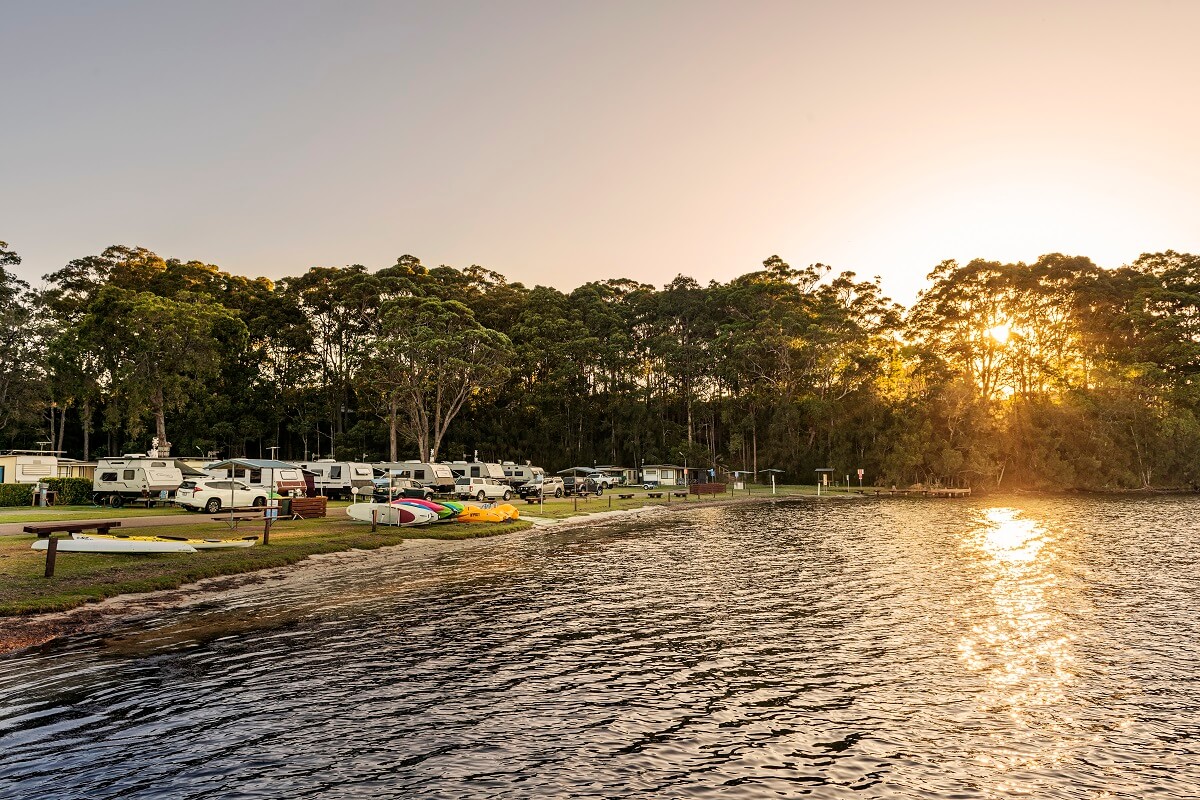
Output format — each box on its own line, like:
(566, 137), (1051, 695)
(347, 502), (437, 527)
(32, 535), (197, 554)
(156, 534), (259, 549)
(455, 503), (520, 523)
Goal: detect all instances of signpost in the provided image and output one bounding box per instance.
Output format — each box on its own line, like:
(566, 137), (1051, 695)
(857, 468), (864, 490)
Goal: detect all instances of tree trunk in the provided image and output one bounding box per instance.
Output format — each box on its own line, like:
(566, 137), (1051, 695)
(388, 395), (399, 461)
(82, 397), (91, 462)
(153, 385), (168, 452)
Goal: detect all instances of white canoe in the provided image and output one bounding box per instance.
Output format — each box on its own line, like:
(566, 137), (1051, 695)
(155, 535), (258, 550)
(346, 502), (437, 527)
(32, 535), (197, 554)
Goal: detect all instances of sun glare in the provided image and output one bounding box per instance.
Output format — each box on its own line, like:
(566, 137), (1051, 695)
(988, 323), (1011, 344)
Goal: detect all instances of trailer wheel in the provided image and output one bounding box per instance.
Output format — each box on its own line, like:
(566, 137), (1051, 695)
(205, 498), (221, 514)
(109, 494), (124, 509)
(92, 493), (106, 507)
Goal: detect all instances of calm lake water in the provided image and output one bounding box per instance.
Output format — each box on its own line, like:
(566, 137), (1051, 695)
(1, 496), (1198, 799)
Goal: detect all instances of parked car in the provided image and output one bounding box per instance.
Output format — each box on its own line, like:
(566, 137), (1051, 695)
(176, 479), (269, 513)
(517, 476), (565, 499)
(455, 476), (512, 502)
(372, 477), (434, 502)
(563, 476), (603, 496)
(591, 473), (618, 489)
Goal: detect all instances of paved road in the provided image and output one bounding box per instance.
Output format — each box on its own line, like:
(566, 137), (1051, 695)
(2, 513), (256, 536)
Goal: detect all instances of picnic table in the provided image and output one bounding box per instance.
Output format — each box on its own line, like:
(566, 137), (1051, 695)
(23, 520), (123, 578)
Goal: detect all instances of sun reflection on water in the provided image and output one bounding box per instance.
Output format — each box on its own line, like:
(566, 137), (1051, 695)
(958, 507), (1079, 771)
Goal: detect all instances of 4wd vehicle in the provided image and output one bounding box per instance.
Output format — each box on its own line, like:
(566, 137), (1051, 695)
(176, 479), (269, 513)
(455, 476), (512, 502)
(563, 476), (603, 496)
(517, 476), (565, 499)
(372, 477), (435, 503)
(591, 473), (619, 489)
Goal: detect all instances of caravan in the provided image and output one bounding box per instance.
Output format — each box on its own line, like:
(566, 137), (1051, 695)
(377, 461), (456, 494)
(446, 461), (506, 482)
(296, 460), (375, 499)
(92, 456), (184, 507)
(0, 451), (59, 484)
(500, 461), (544, 487)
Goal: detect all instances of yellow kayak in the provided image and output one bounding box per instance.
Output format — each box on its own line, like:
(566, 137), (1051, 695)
(73, 532), (258, 550)
(455, 503), (520, 523)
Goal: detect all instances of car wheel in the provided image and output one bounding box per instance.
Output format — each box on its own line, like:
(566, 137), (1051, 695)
(205, 498), (221, 514)
(502, 490), (511, 501)
(554, 489), (563, 498)
(252, 496), (266, 507)
(595, 487), (603, 496)
(109, 494), (124, 509)
(477, 491), (487, 502)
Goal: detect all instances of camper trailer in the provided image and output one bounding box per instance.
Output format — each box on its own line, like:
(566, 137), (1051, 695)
(296, 460), (375, 499)
(378, 461), (456, 494)
(446, 460), (506, 482)
(0, 451), (60, 484)
(500, 461), (544, 487)
(92, 456), (185, 507)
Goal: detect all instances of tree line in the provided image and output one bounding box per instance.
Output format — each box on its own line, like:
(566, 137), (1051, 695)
(3, 240), (1199, 490)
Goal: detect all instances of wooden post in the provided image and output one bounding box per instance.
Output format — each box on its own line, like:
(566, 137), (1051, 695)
(371, 508), (378, 532)
(44, 536), (58, 578)
(573, 495), (577, 512)
(262, 515), (271, 545)
(608, 495), (612, 509)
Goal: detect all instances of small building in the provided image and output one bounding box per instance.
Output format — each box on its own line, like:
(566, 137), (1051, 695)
(640, 464), (683, 487)
(0, 451), (60, 484)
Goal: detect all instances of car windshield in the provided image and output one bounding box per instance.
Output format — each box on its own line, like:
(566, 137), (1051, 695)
(179, 480), (196, 490)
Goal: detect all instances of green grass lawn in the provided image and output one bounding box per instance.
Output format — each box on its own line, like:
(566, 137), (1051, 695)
(0, 505), (191, 524)
(0, 515), (531, 616)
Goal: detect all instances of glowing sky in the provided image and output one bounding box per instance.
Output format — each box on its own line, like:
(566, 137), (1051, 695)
(3, 0), (1198, 303)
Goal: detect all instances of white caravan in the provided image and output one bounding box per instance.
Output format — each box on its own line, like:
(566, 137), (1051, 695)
(0, 451), (60, 484)
(500, 462), (544, 487)
(446, 461), (506, 482)
(376, 461), (456, 494)
(296, 460), (375, 500)
(92, 456), (185, 507)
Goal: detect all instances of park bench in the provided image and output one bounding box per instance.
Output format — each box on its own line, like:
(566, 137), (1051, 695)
(22, 520), (123, 578)
(646, 492), (663, 498)
(672, 491), (688, 498)
(617, 493), (634, 499)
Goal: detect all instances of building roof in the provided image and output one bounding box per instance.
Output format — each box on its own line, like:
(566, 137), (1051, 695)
(641, 464), (682, 469)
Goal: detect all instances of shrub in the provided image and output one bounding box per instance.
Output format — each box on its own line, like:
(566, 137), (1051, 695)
(42, 478), (94, 506)
(0, 484), (34, 507)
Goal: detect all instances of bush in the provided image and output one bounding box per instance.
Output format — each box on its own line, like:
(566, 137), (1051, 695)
(0, 484), (33, 507)
(42, 478), (94, 506)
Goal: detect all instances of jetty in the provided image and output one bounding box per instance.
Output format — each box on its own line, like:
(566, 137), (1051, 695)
(865, 487), (972, 498)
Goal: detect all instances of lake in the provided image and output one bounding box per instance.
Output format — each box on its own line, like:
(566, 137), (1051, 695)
(1, 496), (1198, 798)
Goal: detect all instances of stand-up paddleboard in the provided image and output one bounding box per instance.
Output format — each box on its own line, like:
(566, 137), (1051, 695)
(347, 502), (437, 527)
(394, 498), (456, 519)
(157, 535), (259, 549)
(32, 535), (197, 554)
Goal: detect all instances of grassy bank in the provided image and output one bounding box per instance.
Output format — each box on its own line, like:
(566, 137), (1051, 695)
(0, 505), (191, 524)
(0, 515), (530, 616)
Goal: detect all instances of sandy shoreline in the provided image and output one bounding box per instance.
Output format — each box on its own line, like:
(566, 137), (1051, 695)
(0, 494), (834, 656)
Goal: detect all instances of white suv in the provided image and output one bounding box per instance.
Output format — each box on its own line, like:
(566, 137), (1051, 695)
(455, 476), (512, 502)
(177, 479), (269, 513)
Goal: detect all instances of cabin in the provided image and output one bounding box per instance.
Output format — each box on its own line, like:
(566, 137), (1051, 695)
(205, 458), (308, 496)
(0, 451), (60, 484)
(640, 464), (683, 487)
(55, 458), (97, 480)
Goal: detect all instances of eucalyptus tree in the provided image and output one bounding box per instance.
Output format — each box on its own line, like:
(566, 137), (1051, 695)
(0, 242), (45, 443)
(364, 296), (513, 461)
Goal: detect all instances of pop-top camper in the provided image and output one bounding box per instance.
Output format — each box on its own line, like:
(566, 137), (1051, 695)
(500, 461), (544, 487)
(296, 460), (374, 499)
(92, 456), (184, 507)
(446, 461), (506, 481)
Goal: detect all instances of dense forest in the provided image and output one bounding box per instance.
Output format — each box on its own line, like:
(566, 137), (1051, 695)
(3, 240), (1200, 490)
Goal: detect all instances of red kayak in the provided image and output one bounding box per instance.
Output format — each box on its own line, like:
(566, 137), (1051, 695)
(392, 497), (455, 519)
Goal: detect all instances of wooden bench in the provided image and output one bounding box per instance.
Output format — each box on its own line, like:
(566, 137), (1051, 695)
(617, 493), (634, 499)
(672, 491), (688, 498)
(23, 520), (123, 577)
(212, 509), (264, 530)
(23, 520), (123, 538)
(646, 492), (663, 498)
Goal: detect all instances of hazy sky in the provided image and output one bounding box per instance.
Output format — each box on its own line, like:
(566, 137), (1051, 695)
(3, 0), (1198, 303)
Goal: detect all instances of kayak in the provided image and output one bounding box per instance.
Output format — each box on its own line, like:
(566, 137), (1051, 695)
(347, 502), (437, 527)
(32, 535), (197, 554)
(455, 503), (520, 523)
(156, 534), (259, 549)
(394, 498), (456, 519)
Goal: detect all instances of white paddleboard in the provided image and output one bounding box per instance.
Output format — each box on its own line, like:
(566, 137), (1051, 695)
(346, 502), (437, 527)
